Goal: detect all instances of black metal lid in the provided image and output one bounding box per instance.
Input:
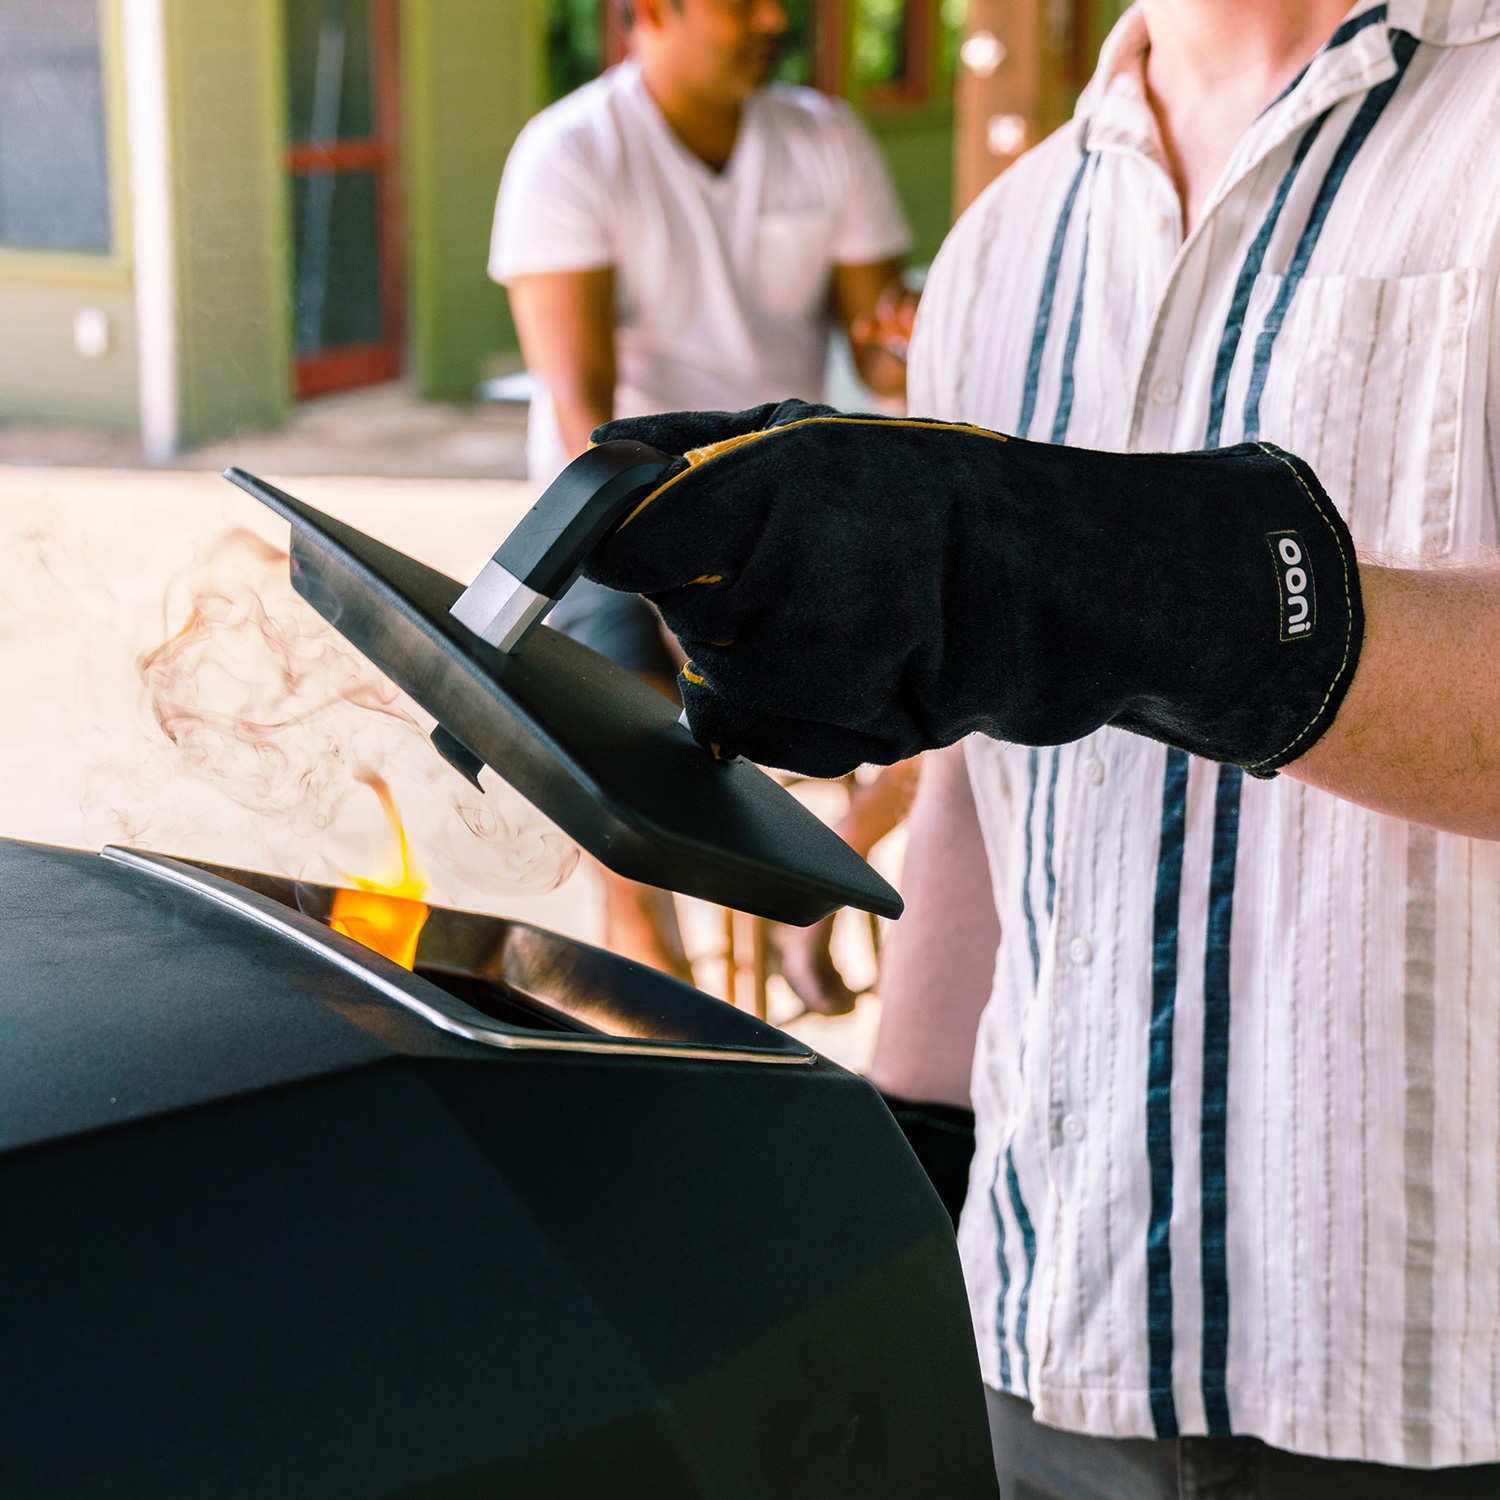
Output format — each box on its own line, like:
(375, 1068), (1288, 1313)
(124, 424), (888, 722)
(224, 469), (903, 926)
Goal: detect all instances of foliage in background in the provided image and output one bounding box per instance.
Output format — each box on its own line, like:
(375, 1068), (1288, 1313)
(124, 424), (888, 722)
(938, 0), (965, 81)
(547, 0), (604, 101)
(774, 0), (817, 86)
(848, 0), (905, 89)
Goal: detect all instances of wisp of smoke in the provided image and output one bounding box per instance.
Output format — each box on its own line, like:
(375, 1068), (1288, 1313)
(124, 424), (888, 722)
(87, 525), (579, 896)
(139, 529), (411, 826)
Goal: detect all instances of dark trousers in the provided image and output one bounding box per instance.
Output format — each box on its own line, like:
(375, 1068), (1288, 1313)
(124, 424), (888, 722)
(986, 1389), (1500, 1499)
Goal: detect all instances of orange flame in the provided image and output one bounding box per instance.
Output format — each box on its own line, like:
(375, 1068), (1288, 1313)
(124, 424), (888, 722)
(329, 771), (430, 969)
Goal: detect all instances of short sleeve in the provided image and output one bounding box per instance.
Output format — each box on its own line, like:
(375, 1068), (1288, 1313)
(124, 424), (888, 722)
(824, 102), (913, 267)
(488, 112), (613, 283)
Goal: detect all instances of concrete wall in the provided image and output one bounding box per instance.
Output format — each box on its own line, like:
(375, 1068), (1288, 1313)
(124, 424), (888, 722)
(402, 0), (543, 401)
(162, 0), (292, 445)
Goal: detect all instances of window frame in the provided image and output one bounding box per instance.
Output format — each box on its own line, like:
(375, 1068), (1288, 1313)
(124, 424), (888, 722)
(0, 0), (133, 285)
(843, 0), (936, 110)
(282, 0), (405, 398)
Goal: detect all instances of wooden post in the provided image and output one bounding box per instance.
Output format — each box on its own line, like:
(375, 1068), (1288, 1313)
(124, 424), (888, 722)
(953, 0), (1095, 216)
(723, 907), (739, 1005)
(751, 918), (770, 1022)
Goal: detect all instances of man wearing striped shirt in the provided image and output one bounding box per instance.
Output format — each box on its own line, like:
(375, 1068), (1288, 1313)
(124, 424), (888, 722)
(897, 0), (1500, 1491)
(581, 0), (1500, 1492)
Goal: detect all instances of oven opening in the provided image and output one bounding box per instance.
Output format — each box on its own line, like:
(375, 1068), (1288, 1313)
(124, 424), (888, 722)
(408, 964), (602, 1035)
(103, 846), (816, 1064)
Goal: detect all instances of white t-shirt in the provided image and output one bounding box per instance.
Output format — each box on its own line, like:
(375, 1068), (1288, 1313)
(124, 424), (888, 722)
(490, 61), (911, 485)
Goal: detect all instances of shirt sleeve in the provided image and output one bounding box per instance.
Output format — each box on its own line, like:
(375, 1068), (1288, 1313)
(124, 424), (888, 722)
(907, 196), (981, 421)
(825, 101), (913, 267)
(488, 112), (614, 283)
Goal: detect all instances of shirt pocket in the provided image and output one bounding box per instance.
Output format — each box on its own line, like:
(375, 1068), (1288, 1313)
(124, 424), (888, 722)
(750, 210), (833, 321)
(1235, 267), (1484, 556)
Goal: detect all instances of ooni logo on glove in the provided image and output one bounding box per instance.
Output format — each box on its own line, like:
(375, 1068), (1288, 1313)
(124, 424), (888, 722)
(1267, 531), (1315, 641)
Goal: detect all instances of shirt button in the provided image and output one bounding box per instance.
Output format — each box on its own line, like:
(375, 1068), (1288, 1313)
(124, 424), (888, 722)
(1068, 936), (1092, 965)
(1082, 757), (1105, 785)
(1062, 1114), (1085, 1142)
(1149, 209), (1173, 236)
(1151, 378), (1182, 405)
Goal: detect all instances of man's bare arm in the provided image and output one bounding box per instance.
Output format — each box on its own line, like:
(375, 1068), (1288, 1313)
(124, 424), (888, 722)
(1287, 560), (1500, 839)
(868, 743), (997, 1109)
(506, 267), (617, 457)
(831, 258), (914, 399)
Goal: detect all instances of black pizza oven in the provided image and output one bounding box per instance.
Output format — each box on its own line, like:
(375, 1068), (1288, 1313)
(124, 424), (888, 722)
(0, 837), (996, 1498)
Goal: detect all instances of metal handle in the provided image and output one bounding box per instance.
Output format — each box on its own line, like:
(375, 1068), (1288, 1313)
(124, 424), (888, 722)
(450, 440), (674, 652)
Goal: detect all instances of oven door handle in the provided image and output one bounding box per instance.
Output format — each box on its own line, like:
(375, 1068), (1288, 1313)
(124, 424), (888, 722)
(448, 441), (675, 653)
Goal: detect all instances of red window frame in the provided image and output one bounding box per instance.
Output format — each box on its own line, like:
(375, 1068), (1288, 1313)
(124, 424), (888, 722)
(285, 0), (405, 399)
(847, 0), (935, 108)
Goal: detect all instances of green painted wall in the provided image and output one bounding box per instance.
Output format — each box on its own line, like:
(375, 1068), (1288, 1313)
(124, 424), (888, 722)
(0, 277), (139, 426)
(0, 0), (138, 428)
(403, 0), (544, 400)
(164, 0), (292, 445)
(867, 106), (954, 265)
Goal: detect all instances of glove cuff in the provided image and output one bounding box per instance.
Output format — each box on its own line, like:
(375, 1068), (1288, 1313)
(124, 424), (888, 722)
(1234, 445), (1364, 776)
(1099, 442), (1364, 777)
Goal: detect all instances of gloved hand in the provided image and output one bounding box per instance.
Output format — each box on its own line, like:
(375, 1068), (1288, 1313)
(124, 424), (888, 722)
(585, 399), (1363, 779)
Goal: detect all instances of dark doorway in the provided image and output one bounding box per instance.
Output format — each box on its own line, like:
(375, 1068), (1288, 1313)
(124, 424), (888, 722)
(285, 0), (403, 398)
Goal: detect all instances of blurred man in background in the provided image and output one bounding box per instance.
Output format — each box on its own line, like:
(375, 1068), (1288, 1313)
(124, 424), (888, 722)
(490, 0), (915, 996)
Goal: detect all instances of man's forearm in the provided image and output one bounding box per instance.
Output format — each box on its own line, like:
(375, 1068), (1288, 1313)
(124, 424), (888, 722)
(835, 259), (913, 399)
(553, 388), (614, 461)
(506, 268), (616, 462)
(1287, 560), (1500, 839)
(867, 744), (996, 1109)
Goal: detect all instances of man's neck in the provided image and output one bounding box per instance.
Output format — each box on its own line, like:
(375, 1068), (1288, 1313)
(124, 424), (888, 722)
(639, 58), (742, 173)
(1140, 0), (1356, 230)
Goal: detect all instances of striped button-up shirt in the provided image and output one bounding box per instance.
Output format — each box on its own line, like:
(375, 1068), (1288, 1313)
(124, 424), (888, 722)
(908, 1), (1500, 1468)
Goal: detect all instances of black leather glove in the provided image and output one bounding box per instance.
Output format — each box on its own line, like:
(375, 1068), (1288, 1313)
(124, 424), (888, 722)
(586, 400), (1363, 779)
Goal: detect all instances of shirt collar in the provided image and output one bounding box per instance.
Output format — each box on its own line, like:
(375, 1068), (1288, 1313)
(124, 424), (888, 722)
(1076, 0), (1500, 159)
(1389, 0), (1500, 44)
(1072, 6), (1158, 161)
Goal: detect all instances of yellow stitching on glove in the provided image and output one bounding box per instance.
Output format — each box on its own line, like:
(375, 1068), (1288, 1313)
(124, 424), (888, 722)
(615, 415), (1009, 530)
(682, 662), (706, 685)
(708, 638), (733, 647)
(689, 574), (724, 585)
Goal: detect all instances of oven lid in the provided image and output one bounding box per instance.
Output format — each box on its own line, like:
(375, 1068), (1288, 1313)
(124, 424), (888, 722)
(223, 468), (902, 928)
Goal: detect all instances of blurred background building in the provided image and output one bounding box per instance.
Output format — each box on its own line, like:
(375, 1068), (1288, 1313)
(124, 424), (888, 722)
(0, 0), (1127, 462)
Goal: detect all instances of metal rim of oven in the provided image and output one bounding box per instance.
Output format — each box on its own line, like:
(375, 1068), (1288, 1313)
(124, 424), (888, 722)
(103, 846), (816, 1067)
